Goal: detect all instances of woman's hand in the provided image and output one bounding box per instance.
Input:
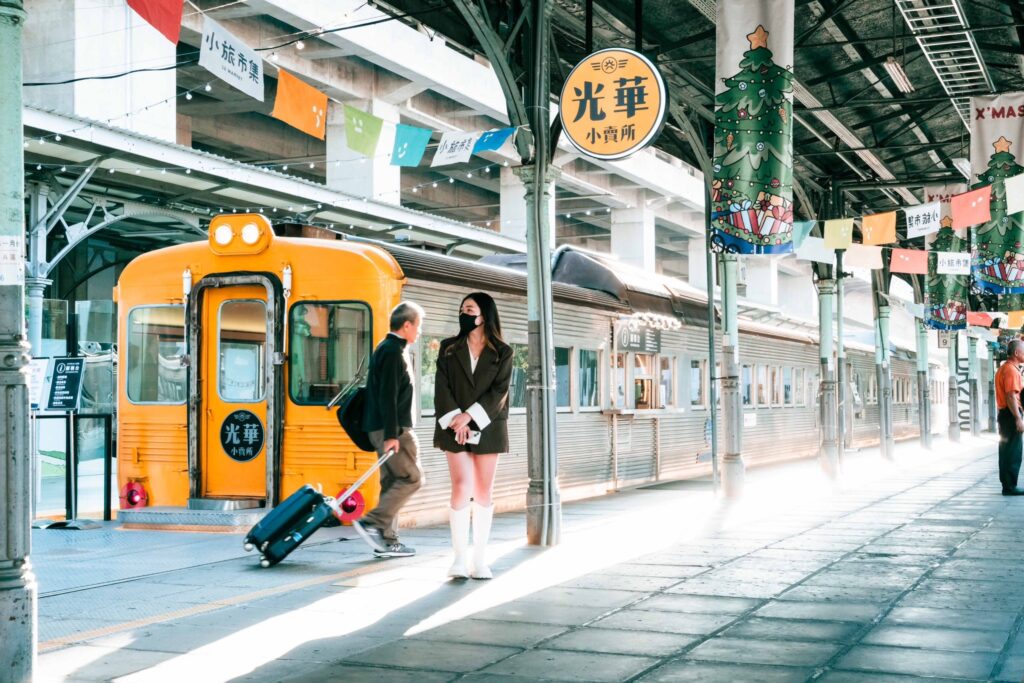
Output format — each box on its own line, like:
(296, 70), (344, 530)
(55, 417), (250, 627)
(450, 412), (472, 431)
(454, 424), (470, 445)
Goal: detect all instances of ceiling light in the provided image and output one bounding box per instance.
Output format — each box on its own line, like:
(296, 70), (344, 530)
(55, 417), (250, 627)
(953, 157), (972, 180)
(883, 57), (914, 94)
(296, 40), (305, 50)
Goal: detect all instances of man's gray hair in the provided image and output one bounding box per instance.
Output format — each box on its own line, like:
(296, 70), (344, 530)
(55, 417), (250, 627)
(390, 301), (425, 331)
(1009, 339), (1024, 358)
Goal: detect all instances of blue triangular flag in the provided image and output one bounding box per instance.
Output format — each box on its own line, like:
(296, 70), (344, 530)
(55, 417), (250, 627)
(473, 127), (515, 154)
(792, 220), (815, 249)
(391, 124), (432, 167)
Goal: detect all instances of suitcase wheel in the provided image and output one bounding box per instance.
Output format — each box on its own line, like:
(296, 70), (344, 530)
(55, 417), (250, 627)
(260, 557), (270, 568)
(243, 542), (254, 552)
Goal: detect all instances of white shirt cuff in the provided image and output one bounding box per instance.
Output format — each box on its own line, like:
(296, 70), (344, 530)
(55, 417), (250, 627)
(467, 402), (491, 430)
(437, 408), (461, 430)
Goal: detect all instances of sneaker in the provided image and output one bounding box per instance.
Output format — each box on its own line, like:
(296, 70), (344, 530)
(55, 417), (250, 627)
(374, 542), (416, 558)
(352, 519), (386, 552)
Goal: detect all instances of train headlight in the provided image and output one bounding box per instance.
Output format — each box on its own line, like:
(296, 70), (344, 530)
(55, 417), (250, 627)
(241, 222), (261, 245)
(214, 224), (234, 246)
(208, 213), (273, 255)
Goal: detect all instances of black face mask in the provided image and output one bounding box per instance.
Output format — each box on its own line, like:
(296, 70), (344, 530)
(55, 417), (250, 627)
(459, 313), (481, 335)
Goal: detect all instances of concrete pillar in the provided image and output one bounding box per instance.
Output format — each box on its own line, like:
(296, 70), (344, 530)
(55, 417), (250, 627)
(720, 253), (745, 497)
(817, 279), (839, 477)
(610, 206), (656, 271)
(778, 271), (817, 320)
(23, 0), (176, 142)
(916, 320), (932, 449)
(26, 183), (49, 357)
(744, 257), (779, 307)
(0, 1), (37, 679)
(688, 237), (708, 291)
(968, 336), (980, 436)
(326, 99), (400, 203)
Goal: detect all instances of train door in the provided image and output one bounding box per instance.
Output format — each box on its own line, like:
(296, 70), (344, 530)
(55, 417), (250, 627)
(188, 275), (282, 508)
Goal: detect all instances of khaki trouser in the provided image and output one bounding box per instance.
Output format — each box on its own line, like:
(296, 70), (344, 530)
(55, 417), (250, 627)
(361, 429), (423, 544)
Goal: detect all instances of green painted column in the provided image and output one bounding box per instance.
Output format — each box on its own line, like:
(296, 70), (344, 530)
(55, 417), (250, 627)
(836, 251), (848, 460)
(719, 252), (744, 497)
(915, 320), (931, 449)
(0, 0), (36, 680)
(948, 335), (960, 442)
(522, 0), (559, 546)
(967, 336), (980, 436)
(818, 278), (839, 476)
(876, 302), (895, 459)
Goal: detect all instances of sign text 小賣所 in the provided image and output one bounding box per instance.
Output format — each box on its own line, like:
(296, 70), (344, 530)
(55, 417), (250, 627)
(220, 410), (265, 462)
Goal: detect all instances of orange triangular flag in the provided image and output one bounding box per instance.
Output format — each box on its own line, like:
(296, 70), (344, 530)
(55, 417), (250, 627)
(271, 69), (328, 140)
(1009, 311), (1024, 330)
(861, 211), (897, 245)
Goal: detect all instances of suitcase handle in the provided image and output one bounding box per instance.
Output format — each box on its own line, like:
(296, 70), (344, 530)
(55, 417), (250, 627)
(327, 448), (397, 513)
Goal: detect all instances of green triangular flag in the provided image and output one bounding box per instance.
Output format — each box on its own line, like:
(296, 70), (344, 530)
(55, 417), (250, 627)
(344, 104), (383, 157)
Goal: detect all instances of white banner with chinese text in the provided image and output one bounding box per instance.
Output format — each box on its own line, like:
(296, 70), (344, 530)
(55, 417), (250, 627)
(199, 16), (264, 101)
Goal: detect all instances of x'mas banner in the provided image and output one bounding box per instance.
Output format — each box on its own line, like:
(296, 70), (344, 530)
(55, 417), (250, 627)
(971, 93), (1024, 299)
(128, 0), (182, 44)
(712, 3), (795, 255)
(924, 183), (969, 330)
(272, 70), (328, 140)
(199, 17), (263, 101)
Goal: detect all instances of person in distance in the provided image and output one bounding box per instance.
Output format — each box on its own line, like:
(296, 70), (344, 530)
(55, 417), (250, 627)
(995, 338), (1024, 496)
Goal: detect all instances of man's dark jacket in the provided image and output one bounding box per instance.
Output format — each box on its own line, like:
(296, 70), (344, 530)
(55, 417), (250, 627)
(363, 334), (415, 440)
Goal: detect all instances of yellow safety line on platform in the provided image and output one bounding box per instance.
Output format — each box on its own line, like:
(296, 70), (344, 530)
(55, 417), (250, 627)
(38, 556), (418, 653)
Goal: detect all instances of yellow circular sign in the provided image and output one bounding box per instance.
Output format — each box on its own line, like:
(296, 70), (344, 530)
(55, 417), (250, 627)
(559, 48), (667, 161)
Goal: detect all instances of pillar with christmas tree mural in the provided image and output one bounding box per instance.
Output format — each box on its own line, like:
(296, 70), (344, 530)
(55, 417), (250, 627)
(926, 216), (968, 331)
(712, 6), (794, 255)
(970, 93), (1024, 301)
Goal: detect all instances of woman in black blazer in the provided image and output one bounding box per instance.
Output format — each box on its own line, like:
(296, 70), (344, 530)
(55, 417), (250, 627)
(434, 292), (513, 580)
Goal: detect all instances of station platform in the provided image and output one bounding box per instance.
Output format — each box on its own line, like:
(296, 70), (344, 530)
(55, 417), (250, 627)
(34, 435), (1024, 683)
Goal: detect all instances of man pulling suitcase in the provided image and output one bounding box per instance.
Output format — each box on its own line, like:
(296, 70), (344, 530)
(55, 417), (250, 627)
(352, 301), (426, 558)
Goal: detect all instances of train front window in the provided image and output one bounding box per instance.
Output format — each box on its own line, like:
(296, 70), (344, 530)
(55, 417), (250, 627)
(126, 305), (186, 404)
(289, 302), (372, 405)
(634, 353), (656, 410)
(218, 300), (267, 402)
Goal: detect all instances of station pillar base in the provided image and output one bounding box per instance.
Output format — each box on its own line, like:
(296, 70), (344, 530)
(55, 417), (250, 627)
(720, 454), (746, 498)
(0, 560), (37, 683)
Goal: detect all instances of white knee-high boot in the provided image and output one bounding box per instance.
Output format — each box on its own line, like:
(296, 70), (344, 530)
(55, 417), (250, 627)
(447, 506), (471, 579)
(471, 502), (494, 579)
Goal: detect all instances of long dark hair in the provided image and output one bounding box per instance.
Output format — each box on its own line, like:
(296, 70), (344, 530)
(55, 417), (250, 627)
(460, 292), (504, 350)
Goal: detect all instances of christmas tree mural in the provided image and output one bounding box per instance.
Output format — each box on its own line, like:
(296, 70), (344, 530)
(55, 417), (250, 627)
(971, 136), (1024, 294)
(926, 216), (967, 330)
(711, 24), (794, 255)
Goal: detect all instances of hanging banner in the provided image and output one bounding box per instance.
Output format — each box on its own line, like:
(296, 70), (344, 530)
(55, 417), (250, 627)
(127, 0), (182, 44)
(391, 124), (431, 167)
(937, 252), (971, 275)
(951, 186), (992, 230)
(791, 220), (814, 249)
(473, 127), (516, 154)
(0, 236), (23, 285)
(844, 244), (883, 270)
(861, 211), (896, 245)
(711, 6), (794, 255)
(970, 93), (1024, 298)
(891, 248), (928, 275)
(344, 105), (384, 156)
(199, 16), (264, 102)
(794, 236), (835, 266)
(271, 70), (328, 140)
(904, 202), (942, 239)
(559, 48), (667, 161)
(431, 132), (479, 167)
(926, 217), (968, 330)
(823, 218), (853, 249)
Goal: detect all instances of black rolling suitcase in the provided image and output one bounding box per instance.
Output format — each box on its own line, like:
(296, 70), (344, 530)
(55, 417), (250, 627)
(243, 449), (395, 567)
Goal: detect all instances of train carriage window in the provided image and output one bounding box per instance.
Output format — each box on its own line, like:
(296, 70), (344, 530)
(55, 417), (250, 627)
(770, 366), (782, 405)
(126, 305), (186, 404)
(612, 353), (627, 409)
(579, 349), (600, 409)
(756, 365), (768, 406)
(690, 359), (706, 408)
(742, 365), (753, 406)
(794, 367), (806, 406)
(509, 343), (530, 409)
(419, 336), (442, 415)
(288, 302), (371, 406)
(783, 367), (793, 406)
(635, 353), (657, 410)
(555, 347), (571, 409)
(659, 356), (675, 408)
